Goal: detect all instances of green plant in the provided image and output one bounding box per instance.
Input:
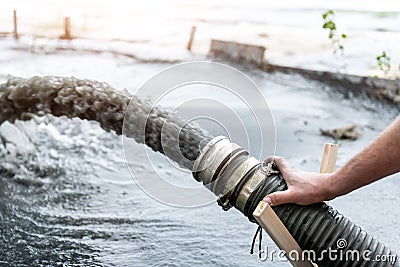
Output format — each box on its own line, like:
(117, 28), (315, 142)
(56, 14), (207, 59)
(376, 51), (391, 77)
(322, 10), (347, 55)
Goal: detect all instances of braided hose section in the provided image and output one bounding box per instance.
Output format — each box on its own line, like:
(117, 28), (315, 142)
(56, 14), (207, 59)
(246, 168), (399, 266)
(0, 76), (211, 169)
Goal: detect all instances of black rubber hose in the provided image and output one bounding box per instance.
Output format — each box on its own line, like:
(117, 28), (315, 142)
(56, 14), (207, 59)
(244, 165), (399, 267)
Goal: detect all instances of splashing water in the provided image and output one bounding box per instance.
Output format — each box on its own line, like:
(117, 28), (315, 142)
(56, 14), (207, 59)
(0, 75), (214, 265)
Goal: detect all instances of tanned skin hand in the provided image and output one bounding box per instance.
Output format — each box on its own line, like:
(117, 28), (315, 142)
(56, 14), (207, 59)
(263, 116), (400, 206)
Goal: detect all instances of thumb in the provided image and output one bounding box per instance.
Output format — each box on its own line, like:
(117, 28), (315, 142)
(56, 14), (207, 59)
(263, 190), (294, 206)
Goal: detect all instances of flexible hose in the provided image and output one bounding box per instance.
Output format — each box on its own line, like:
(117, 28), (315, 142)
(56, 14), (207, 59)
(1, 76), (398, 266)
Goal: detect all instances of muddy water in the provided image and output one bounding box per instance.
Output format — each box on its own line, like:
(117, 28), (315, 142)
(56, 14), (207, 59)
(0, 50), (399, 266)
(0, 76), (211, 170)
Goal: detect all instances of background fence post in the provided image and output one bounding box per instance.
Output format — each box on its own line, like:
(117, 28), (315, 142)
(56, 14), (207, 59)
(64, 17), (71, 39)
(186, 26), (196, 51)
(13, 10), (19, 40)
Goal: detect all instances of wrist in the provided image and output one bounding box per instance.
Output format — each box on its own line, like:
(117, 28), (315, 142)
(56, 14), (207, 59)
(324, 172), (338, 201)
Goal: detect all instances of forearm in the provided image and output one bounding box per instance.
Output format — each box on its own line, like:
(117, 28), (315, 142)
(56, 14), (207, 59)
(328, 116), (400, 198)
(264, 116), (400, 206)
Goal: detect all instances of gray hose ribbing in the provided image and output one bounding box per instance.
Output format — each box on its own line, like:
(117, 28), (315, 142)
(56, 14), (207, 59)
(0, 76), (211, 169)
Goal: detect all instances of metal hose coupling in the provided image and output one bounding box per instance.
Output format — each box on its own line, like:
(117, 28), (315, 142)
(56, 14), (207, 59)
(193, 136), (268, 213)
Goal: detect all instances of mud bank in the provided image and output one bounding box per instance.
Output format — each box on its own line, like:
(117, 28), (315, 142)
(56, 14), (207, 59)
(262, 64), (400, 107)
(209, 40), (400, 107)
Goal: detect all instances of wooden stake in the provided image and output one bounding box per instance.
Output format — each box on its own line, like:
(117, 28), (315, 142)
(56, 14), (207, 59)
(253, 202), (314, 267)
(320, 143), (338, 173)
(320, 143), (338, 205)
(64, 17), (71, 39)
(186, 26), (196, 51)
(13, 10), (18, 40)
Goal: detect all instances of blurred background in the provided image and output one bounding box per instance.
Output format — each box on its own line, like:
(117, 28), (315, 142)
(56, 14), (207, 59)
(1, 0), (400, 75)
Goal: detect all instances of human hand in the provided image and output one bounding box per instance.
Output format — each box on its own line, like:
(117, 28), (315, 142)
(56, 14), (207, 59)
(263, 156), (335, 206)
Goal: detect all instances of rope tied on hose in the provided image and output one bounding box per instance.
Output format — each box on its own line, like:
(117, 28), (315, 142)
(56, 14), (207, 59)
(250, 225), (263, 258)
(246, 161), (280, 259)
(243, 161), (280, 222)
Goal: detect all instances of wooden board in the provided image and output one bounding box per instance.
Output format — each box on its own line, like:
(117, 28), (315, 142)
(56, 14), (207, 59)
(320, 143), (338, 173)
(320, 143), (338, 205)
(209, 39), (266, 66)
(253, 202), (314, 267)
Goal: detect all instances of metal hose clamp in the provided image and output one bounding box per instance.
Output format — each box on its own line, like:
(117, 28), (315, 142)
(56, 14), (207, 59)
(193, 136), (263, 211)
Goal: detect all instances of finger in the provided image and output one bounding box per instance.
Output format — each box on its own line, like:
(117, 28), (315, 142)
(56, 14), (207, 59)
(272, 156), (292, 174)
(263, 190), (295, 206)
(264, 155), (276, 164)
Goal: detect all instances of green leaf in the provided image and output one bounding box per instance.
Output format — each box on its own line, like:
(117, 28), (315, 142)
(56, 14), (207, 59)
(322, 10), (334, 19)
(322, 21), (336, 30)
(341, 33), (347, 39)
